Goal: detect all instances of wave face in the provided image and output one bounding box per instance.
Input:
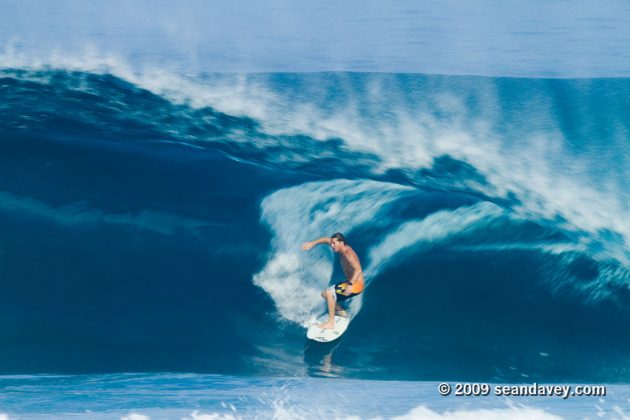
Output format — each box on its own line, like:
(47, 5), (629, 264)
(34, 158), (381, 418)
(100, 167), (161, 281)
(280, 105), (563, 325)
(0, 66), (628, 382)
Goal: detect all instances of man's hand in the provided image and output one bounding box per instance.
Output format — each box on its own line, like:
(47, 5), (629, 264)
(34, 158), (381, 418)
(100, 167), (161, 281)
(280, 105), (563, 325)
(301, 241), (314, 251)
(340, 283), (354, 296)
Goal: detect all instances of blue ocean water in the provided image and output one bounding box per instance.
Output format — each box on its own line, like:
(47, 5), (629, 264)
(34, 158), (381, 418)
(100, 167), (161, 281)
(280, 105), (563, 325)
(1, 2), (630, 418)
(1, 65), (629, 419)
(1, 374), (628, 419)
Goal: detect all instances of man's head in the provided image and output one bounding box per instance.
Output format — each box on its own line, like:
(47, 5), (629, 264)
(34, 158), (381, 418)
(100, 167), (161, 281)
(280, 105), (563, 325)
(330, 232), (347, 253)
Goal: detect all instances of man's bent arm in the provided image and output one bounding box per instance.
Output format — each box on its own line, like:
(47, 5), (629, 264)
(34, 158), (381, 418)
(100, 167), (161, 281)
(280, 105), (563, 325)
(347, 254), (363, 285)
(301, 237), (331, 251)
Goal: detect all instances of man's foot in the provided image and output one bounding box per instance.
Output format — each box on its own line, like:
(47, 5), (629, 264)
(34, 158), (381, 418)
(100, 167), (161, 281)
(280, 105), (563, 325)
(317, 320), (335, 329)
(335, 309), (348, 318)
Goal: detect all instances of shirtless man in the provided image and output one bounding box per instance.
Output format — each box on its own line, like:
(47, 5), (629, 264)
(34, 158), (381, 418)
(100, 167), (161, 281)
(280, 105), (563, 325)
(301, 232), (365, 329)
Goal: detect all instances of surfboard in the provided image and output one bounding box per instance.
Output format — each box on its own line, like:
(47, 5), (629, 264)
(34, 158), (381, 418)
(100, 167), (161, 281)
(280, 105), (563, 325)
(306, 315), (350, 342)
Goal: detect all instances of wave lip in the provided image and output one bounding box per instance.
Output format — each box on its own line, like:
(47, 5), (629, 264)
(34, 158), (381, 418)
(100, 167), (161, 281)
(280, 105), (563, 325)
(2, 64), (626, 269)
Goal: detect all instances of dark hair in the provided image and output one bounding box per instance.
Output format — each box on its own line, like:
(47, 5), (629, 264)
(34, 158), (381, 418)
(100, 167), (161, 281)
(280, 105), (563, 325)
(330, 232), (346, 244)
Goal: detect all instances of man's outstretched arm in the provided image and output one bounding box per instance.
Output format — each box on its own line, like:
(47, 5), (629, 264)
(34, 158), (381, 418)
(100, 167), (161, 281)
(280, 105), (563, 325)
(301, 237), (331, 251)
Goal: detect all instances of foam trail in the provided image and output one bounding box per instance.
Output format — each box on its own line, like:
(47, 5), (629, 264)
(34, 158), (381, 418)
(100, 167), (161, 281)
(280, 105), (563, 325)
(366, 201), (506, 277)
(253, 179), (412, 324)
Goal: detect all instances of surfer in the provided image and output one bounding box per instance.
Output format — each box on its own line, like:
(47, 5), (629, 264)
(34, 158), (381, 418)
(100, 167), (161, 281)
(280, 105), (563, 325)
(301, 232), (364, 329)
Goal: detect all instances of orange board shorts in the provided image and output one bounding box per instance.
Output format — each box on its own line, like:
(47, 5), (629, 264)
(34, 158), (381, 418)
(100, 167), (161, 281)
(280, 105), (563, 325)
(329, 280), (364, 303)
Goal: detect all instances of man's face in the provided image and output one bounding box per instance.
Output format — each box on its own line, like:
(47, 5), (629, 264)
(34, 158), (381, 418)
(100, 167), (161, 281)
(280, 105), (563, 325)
(330, 238), (344, 253)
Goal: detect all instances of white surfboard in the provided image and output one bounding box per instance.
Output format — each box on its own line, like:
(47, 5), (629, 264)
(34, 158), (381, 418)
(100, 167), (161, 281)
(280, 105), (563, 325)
(306, 315), (350, 342)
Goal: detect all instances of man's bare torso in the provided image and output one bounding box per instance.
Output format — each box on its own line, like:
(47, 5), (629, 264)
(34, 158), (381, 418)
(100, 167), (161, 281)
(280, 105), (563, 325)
(340, 246), (364, 283)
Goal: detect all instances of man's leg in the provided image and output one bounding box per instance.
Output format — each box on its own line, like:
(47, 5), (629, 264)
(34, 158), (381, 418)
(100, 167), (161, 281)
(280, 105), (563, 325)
(335, 303), (348, 317)
(318, 288), (336, 329)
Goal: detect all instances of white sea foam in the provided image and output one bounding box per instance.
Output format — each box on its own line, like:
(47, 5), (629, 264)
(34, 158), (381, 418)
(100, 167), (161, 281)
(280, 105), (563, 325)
(121, 414), (150, 420)
(389, 404), (561, 420)
(182, 411), (238, 420)
(178, 403), (562, 420)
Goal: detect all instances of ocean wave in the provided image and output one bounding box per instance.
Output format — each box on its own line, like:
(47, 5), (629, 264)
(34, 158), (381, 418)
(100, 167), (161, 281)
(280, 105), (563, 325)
(2, 61), (626, 270)
(1, 54), (628, 379)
